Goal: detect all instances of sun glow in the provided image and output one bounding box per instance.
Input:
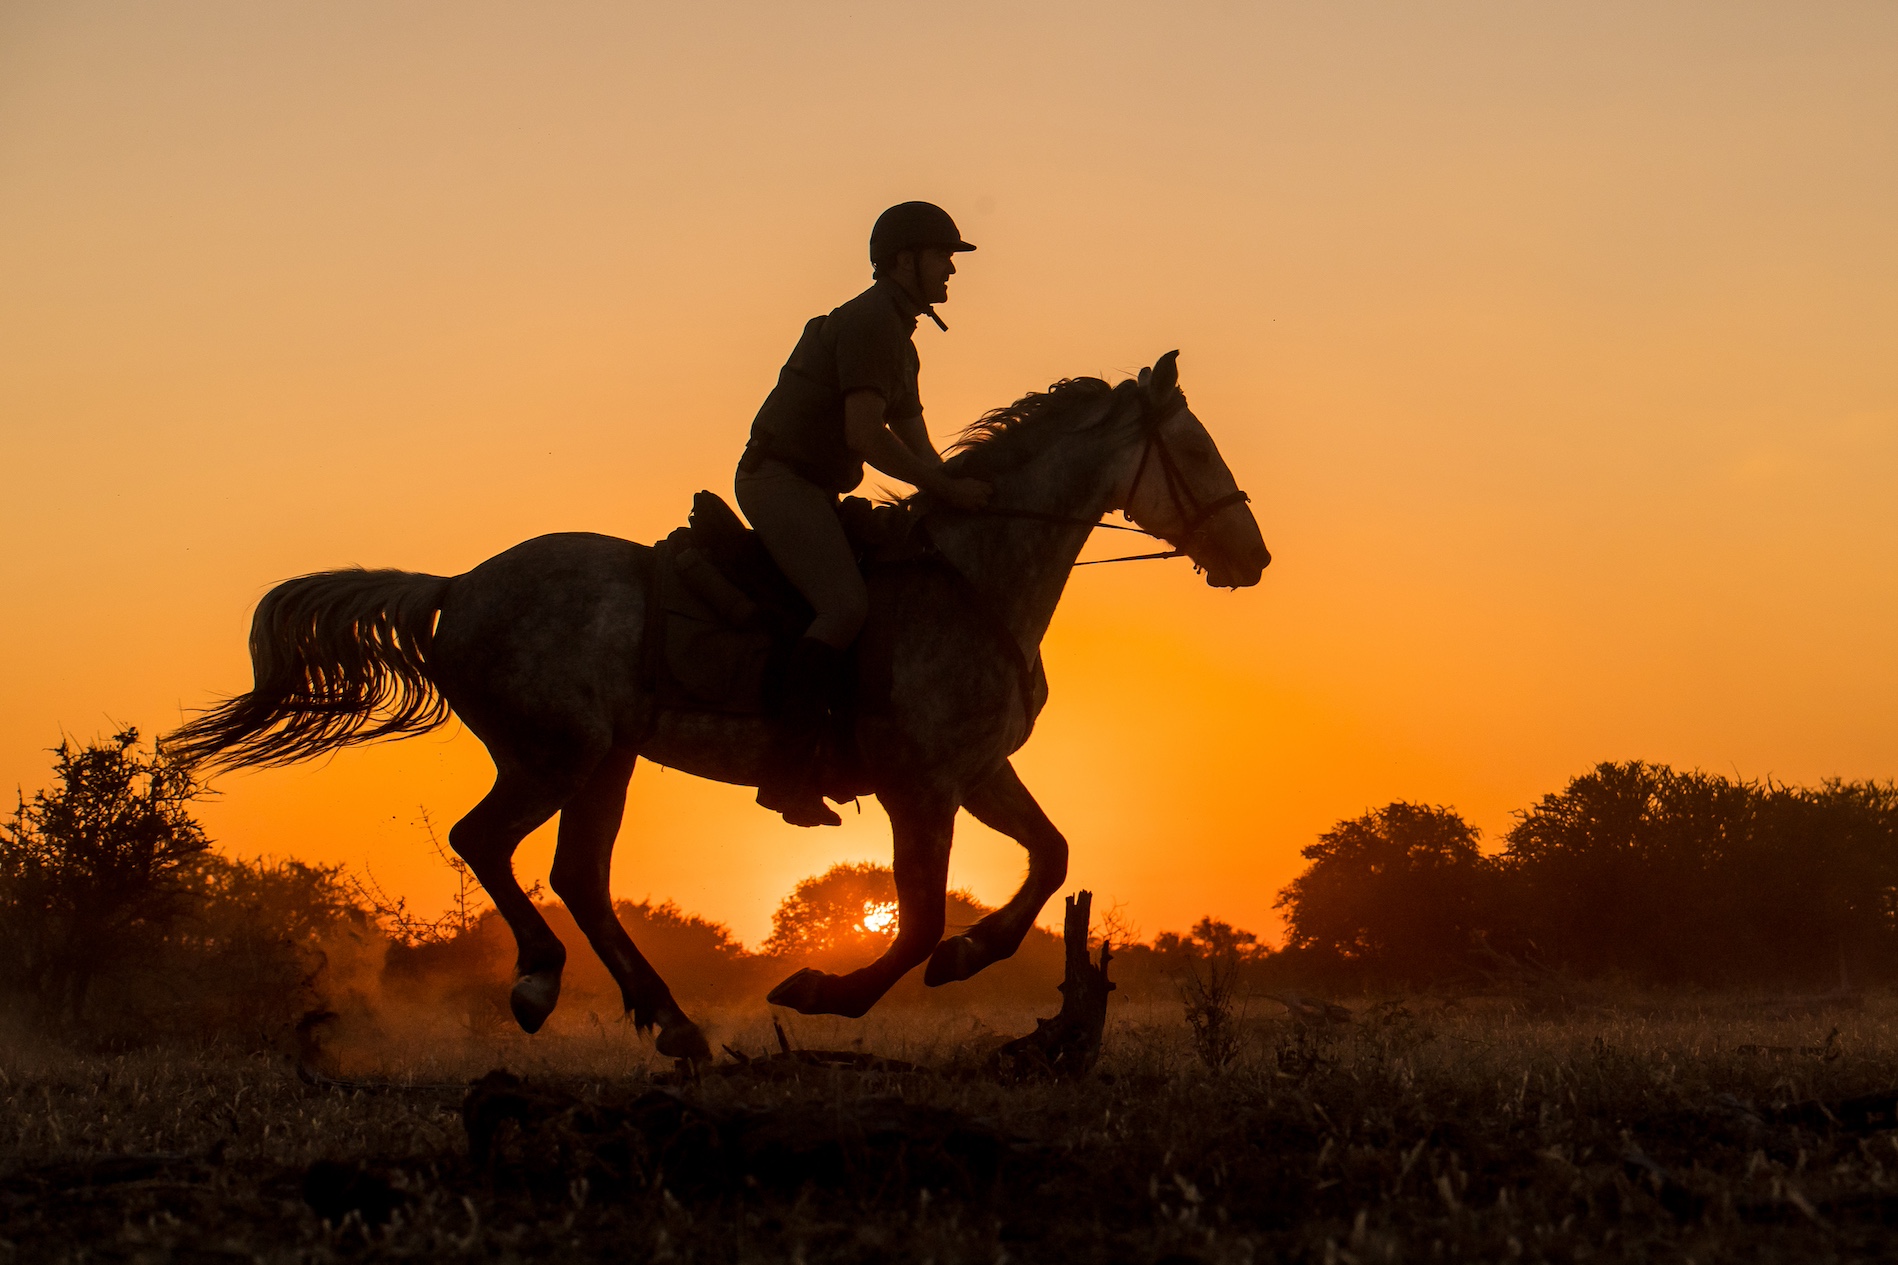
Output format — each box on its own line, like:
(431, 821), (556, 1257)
(855, 901), (897, 936)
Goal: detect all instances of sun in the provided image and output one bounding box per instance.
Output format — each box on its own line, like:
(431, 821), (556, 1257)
(855, 900), (897, 936)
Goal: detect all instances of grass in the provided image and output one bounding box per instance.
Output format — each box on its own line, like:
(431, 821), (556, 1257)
(4, 992), (1898, 1262)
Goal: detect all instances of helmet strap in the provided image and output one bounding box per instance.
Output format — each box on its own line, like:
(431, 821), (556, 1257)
(889, 251), (950, 331)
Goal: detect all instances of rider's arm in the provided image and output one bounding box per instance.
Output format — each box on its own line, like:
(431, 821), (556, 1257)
(845, 392), (988, 508)
(888, 414), (943, 468)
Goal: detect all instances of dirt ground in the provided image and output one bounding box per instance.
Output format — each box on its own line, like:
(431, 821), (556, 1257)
(4, 995), (1897, 1263)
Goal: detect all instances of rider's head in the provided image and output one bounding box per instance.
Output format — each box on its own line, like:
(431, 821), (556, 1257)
(871, 202), (975, 307)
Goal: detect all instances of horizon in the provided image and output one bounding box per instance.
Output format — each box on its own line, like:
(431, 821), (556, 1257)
(3, 1), (1894, 948)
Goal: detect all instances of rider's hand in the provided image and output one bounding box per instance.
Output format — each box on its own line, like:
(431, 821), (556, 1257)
(932, 476), (992, 511)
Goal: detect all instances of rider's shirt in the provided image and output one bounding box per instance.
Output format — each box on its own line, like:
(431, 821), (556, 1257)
(743, 280), (924, 495)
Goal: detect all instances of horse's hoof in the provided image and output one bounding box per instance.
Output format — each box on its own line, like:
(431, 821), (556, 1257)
(766, 969), (876, 1018)
(657, 1017), (712, 1063)
(924, 935), (985, 987)
(766, 968), (832, 1014)
(509, 970), (562, 1034)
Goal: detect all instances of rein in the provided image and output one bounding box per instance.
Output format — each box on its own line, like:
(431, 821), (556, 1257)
(975, 507), (1186, 567)
(971, 393), (1251, 568)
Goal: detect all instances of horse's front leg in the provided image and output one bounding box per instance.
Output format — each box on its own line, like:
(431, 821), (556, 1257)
(924, 759), (1069, 986)
(767, 791), (955, 1018)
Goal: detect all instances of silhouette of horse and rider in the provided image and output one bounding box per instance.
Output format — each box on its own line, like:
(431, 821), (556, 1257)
(167, 203), (1270, 1061)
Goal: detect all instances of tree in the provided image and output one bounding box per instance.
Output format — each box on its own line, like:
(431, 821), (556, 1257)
(1737, 779), (1898, 984)
(763, 862), (987, 963)
(1153, 917), (1263, 963)
(1501, 762), (1757, 980)
(1501, 761), (1716, 978)
(1502, 763), (1898, 985)
(1276, 802), (1493, 984)
(0, 728), (211, 1020)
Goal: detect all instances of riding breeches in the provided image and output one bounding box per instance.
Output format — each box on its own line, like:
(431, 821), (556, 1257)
(733, 457), (869, 649)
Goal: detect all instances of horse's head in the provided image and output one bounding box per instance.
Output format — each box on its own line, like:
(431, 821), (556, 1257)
(1114, 352), (1271, 589)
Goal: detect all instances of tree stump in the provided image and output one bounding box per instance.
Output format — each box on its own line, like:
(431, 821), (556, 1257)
(991, 890), (1115, 1079)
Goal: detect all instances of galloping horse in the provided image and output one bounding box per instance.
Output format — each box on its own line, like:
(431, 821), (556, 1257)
(165, 352), (1269, 1061)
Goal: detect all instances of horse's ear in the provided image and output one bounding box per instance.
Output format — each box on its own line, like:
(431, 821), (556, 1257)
(1149, 350), (1180, 398)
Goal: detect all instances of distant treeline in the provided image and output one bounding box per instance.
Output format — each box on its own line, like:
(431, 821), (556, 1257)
(1277, 762), (1898, 989)
(6, 733), (1891, 1051)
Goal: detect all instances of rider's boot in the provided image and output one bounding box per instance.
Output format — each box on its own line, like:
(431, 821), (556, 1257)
(756, 637), (845, 828)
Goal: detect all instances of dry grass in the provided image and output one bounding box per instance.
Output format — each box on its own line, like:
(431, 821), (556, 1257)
(5, 993), (1898, 1262)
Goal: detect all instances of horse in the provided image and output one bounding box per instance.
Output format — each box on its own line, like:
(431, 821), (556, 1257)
(164, 351), (1269, 1062)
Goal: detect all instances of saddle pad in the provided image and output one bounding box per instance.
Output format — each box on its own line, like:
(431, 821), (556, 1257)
(644, 495), (920, 720)
(654, 537), (774, 713)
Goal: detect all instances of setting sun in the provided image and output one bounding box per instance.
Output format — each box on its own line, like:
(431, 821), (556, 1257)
(855, 901), (898, 938)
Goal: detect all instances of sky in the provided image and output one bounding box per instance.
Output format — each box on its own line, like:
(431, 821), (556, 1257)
(2, 1), (1894, 949)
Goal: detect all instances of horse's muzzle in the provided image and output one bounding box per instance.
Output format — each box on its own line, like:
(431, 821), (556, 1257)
(1204, 547), (1269, 590)
(1195, 515), (1271, 589)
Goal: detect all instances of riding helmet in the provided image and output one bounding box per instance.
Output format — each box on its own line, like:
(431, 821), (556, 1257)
(869, 202), (976, 265)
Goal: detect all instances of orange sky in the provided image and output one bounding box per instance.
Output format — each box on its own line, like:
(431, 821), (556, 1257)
(3, 2), (1894, 949)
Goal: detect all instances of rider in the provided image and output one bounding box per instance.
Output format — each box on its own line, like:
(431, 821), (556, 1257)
(737, 201), (992, 827)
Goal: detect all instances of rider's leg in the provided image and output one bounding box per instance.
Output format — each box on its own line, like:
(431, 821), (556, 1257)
(735, 458), (869, 649)
(734, 459), (869, 827)
(756, 637), (845, 826)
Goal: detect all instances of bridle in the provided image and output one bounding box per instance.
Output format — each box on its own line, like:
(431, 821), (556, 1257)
(977, 389), (1251, 569)
(912, 386), (1252, 730)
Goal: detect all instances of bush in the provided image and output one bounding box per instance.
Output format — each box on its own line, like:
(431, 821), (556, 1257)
(1110, 916), (1278, 1009)
(0, 729), (377, 1046)
(380, 897), (774, 1029)
(0, 729), (211, 1023)
(162, 855), (374, 1045)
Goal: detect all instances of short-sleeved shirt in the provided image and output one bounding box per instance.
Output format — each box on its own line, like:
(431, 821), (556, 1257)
(743, 281), (924, 495)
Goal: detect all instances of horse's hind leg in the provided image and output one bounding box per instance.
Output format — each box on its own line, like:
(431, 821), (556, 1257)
(548, 749), (711, 1062)
(925, 760), (1069, 987)
(449, 759), (588, 1034)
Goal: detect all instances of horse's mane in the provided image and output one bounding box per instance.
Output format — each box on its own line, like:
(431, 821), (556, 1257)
(939, 376), (1129, 482)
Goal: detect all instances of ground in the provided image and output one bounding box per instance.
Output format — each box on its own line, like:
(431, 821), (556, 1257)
(3, 993), (1896, 1263)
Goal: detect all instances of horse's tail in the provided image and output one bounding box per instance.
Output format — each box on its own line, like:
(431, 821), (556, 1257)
(164, 567), (454, 772)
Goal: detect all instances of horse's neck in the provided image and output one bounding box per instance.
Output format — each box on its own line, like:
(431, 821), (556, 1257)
(929, 417), (1135, 653)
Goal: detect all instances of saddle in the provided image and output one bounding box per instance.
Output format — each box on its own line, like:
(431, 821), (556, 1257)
(645, 492), (920, 716)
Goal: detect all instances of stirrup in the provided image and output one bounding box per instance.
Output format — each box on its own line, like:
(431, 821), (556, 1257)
(756, 784), (841, 829)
